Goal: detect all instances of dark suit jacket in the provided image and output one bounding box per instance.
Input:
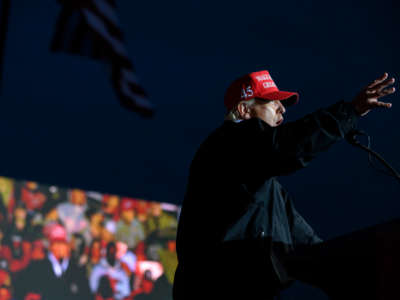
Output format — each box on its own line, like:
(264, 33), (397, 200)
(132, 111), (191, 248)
(173, 100), (360, 300)
(22, 256), (92, 300)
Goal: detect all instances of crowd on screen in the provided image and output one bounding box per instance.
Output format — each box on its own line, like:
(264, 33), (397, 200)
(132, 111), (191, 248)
(0, 178), (179, 300)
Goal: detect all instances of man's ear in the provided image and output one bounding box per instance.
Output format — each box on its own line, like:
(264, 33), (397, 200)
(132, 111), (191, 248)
(237, 101), (252, 120)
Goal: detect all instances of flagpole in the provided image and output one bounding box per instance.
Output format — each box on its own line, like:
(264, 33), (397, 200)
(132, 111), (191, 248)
(0, 0), (11, 96)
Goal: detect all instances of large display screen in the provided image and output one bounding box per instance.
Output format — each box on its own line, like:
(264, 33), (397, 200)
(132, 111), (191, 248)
(0, 177), (179, 300)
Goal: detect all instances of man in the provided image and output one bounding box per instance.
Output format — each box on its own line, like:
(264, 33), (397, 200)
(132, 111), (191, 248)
(173, 70), (395, 300)
(102, 195), (120, 221)
(23, 223), (92, 300)
(57, 189), (91, 244)
(90, 241), (131, 300)
(115, 197), (145, 250)
(144, 203), (178, 261)
(19, 181), (46, 214)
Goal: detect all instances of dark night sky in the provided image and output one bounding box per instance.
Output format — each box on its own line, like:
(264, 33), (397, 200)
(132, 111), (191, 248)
(1, 1), (400, 298)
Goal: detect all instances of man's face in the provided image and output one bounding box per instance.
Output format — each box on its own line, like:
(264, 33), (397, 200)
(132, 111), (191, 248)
(151, 203), (162, 217)
(70, 189), (86, 205)
(14, 208), (26, 221)
(103, 196), (119, 214)
(250, 99), (286, 127)
(26, 181), (38, 190)
(45, 208), (58, 222)
(121, 210), (135, 223)
(50, 241), (70, 260)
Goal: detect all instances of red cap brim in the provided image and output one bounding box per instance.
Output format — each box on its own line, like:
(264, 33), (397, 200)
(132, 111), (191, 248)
(257, 91), (299, 106)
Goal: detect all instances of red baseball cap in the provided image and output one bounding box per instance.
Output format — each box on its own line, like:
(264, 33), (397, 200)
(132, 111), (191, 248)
(45, 223), (68, 243)
(120, 197), (135, 211)
(224, 70), (299, 111)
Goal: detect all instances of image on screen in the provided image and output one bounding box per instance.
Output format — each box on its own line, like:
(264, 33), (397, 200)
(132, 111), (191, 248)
(0, 176), (179, 300)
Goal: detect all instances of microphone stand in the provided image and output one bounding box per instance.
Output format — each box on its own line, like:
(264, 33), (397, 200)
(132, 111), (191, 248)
(345, 130), (400, 184)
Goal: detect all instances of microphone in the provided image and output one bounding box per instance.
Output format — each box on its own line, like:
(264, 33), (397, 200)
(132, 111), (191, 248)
(345, 128), (400, 184)
(345, 129), (367, 145)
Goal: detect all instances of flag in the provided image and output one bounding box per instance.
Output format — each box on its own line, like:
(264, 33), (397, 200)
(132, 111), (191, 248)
(51, 0), (154, 117)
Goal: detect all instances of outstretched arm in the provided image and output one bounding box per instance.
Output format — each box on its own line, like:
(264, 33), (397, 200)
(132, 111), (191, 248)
(246, 73), (396, 176)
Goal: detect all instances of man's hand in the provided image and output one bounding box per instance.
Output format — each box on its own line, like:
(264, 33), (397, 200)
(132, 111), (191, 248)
(351, 72), (396, 116)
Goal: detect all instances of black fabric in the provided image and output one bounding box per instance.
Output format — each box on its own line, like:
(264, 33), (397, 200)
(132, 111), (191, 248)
(173, 100), (360, 300)
(21, 257), (92, 300)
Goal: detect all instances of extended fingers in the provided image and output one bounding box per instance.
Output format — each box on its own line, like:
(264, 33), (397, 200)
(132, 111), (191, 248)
(369, 86), (396, 98)
(367, 72), (389, 89)
(370, 100), (392, 108)
(374, 77), (395, 92)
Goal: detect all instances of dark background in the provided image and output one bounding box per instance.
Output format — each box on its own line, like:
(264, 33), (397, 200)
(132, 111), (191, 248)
(1, 1), (400, 299)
